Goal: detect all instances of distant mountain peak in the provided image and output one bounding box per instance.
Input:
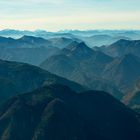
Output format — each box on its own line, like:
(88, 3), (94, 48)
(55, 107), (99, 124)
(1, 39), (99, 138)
(19, 35), (46, 41)
(0, 36), (15, 41)
(66, 41), (79, 49)
(18, 35), (51, 46)
(66, 41), (92, 52)
(117, 39), (131, 42)
(110, 39), (140, 48)
(101, 39), (140, 57)
(110, 39), (131, 47)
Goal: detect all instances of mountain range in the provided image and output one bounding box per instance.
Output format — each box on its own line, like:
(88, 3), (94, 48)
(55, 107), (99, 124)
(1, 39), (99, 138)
(80, 35), (131, 47)
(0, 30), (140, 140)
(1, 29), (140, 47)
(0, 36), (59, 65)
(0, 83), (140, 140)
(40, 40), (140, 103)
(100, 39), (140, 57)
(40, 41), (123, 99)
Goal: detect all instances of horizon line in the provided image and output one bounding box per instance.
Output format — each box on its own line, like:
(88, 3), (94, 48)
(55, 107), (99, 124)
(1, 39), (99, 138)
(0, 28), (140, 32)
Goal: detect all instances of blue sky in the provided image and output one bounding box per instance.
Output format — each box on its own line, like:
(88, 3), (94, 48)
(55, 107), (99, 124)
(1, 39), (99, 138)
(0, 0), (140, 31)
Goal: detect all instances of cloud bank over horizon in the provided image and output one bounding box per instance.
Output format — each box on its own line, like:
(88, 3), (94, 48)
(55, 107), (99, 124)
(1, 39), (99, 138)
(0, 0), (140, 31)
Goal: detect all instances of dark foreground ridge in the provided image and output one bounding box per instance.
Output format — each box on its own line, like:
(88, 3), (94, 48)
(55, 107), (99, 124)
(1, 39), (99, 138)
(0, 84), (140, 140)
(0, 59), (86, 103)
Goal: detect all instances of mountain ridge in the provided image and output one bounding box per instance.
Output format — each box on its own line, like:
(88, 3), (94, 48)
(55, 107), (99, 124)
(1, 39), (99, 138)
(0, 84), (140, 140)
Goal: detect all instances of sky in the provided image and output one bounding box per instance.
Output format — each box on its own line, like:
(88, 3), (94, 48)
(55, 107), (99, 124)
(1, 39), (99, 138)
(0, 0), (140, 31)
